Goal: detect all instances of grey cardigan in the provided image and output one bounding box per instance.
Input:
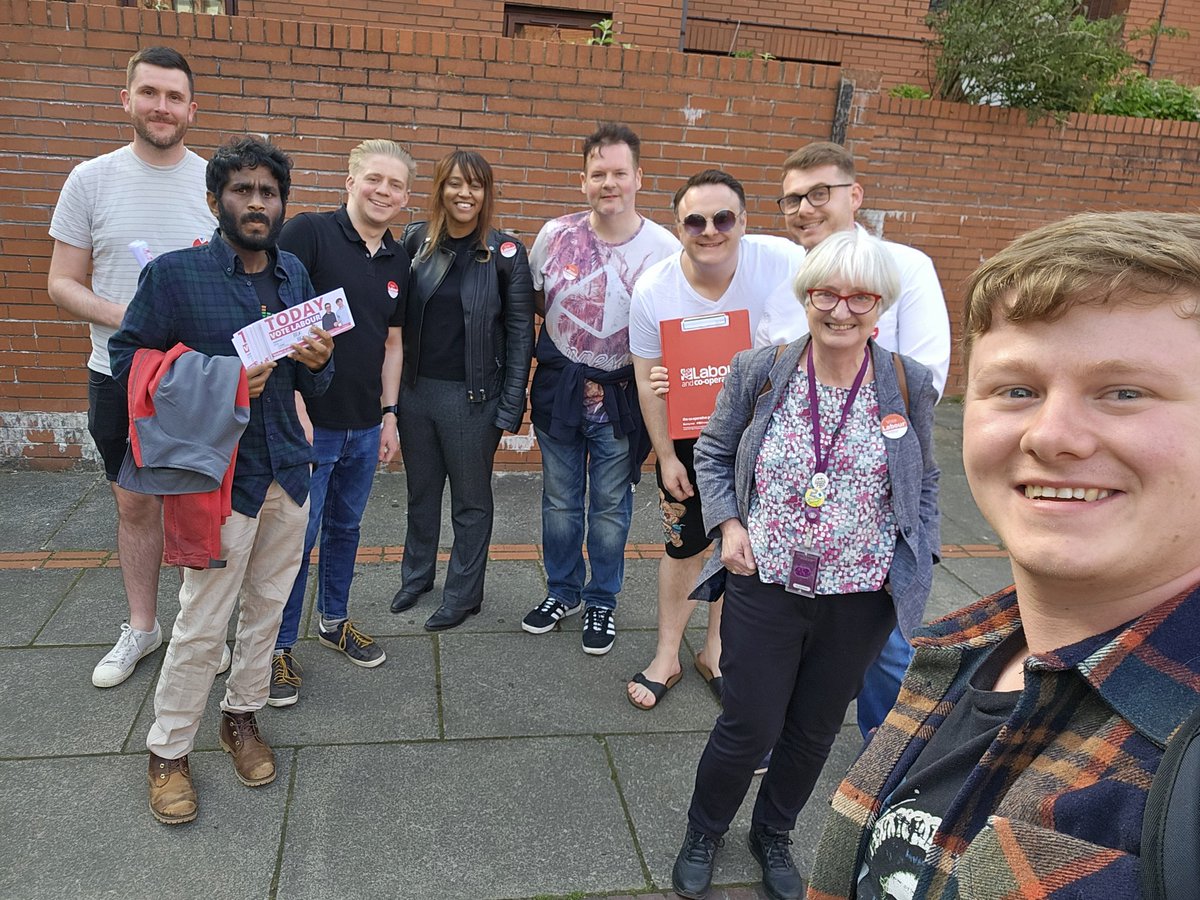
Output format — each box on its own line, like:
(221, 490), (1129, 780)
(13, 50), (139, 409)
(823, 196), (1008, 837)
(690, 338), (940, 638)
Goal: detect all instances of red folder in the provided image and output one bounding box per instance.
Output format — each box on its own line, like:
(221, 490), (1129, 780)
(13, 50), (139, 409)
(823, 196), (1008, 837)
(660, 309), (751, 440)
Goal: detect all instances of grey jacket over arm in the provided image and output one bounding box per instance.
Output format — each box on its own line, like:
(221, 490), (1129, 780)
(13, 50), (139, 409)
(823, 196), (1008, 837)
(689, 338), (940, 638)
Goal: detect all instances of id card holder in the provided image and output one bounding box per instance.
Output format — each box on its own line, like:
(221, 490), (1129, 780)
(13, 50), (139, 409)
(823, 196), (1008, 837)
(787, 548), (820, 597)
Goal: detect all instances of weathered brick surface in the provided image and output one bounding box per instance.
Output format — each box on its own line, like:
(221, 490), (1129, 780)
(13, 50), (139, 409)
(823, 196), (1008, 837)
(2, 0), (1199, 468)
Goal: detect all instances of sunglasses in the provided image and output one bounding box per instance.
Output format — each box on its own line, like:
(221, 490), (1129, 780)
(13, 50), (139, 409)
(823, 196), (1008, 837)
(679, 208), (740, 237)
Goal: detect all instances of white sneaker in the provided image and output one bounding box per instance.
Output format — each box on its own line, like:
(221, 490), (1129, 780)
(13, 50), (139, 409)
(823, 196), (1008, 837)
(92, 622), (162, 688)
(217, 642), (232, 675)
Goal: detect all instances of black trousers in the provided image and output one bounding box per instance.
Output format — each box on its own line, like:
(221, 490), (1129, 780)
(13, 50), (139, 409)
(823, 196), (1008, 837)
(398, 376), (501, 611)
(687, 572), (895, 836)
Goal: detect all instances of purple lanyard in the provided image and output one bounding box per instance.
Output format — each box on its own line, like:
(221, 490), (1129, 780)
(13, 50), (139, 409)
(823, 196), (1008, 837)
(806, 344), (870, 475)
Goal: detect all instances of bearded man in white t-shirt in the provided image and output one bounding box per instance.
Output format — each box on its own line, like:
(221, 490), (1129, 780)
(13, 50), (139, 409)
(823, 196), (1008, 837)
(47, 47), (219, 689)
(626, 169), (803, 710)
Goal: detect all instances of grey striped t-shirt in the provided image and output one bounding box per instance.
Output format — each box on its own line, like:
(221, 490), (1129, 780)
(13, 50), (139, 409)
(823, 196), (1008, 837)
(49, 144), (215, 374)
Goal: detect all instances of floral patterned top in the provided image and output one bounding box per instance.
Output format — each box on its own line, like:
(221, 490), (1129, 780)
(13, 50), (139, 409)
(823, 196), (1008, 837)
(747, 369), (898, 594)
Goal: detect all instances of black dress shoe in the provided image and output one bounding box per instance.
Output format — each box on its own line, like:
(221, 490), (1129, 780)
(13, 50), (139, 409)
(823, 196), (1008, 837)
(390, 586), (429, 614)
(672, 825), (722, 899)
(423, 603), (481, 632)
(748, 825), (803, 900)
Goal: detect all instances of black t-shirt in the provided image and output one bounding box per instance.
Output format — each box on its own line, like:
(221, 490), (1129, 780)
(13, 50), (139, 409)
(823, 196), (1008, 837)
(246, 259), (284, 317)
(856, 633), (1023, 900)
(416, 234), (474, 382)
(277, 207), (410, 429)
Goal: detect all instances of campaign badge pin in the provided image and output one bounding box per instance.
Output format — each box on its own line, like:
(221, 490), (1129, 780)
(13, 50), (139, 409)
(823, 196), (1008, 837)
(500, 241), (518, 259)
(563, 263), (580, 281)
(387, 280), (400, 299)
(881, 413), (908, 440)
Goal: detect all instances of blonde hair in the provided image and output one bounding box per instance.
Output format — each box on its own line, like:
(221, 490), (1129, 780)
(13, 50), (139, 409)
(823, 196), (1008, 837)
(348, 140), (415, 180)
(963, 211), (1200, 363)
(782, 141), (855, 180)
(793, 229), (900, 313)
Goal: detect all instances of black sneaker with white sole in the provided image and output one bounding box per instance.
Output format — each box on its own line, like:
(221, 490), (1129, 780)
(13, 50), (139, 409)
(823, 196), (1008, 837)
(581, 606), (616, 655)
(521, 596), (581, 634)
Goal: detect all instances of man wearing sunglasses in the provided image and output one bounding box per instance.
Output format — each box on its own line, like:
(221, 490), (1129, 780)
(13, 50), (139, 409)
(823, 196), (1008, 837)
(626, 169), (804, 710)
(759, 141), (951, 740)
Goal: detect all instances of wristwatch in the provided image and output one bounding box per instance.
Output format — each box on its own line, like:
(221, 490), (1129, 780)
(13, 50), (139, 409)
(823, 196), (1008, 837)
(381, 405), (398, 416)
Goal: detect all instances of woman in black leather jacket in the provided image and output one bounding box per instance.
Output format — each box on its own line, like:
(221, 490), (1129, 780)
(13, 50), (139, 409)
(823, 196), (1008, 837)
(389, 149), (534, 631)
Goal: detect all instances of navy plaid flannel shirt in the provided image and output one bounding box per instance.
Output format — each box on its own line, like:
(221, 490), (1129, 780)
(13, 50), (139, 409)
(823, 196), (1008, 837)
(109, 229), (333, 517)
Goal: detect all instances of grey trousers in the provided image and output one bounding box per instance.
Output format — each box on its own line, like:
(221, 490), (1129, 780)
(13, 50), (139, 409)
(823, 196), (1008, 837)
(398, 376), (501, 611)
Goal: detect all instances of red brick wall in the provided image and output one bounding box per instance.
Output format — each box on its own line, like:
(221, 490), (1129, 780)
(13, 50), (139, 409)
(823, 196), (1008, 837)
(3, 1), (1199, 469)
(1124, 0), (1200, 83)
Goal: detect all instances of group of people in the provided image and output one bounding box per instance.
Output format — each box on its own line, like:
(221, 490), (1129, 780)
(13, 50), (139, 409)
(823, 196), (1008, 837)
(45, 44), (1200, 900)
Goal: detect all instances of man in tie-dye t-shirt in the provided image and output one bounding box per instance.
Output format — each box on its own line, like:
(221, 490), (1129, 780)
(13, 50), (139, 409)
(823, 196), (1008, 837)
(522, 123), (679, 656)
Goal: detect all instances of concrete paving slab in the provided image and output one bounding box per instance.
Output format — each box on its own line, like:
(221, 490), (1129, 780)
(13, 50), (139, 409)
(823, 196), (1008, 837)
(940, 556), (1015, 598)
(608, 727), (862, 890)
(38, 567), (185, 645)
(439, 629), (721, 739)
(0, 471), (103, 551)
(315, 560), (549, 637)
(129, 636), (439, 750)
(925, 565), (983, 623)
(0, 751), (291, 900)
(258, 635), (439, 744)
(44, 478), (120, 550)
(0, 567), (77, 646)
(279, 738), (645, 899)
(0, 647), (156, 756)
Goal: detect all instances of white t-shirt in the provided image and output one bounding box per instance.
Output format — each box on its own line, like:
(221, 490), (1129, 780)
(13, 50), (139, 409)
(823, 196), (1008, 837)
(754, 224), (951, 396)
(49, 145), (215, 374)
(532, 210), (679, 371)
(628, 234), (804, 360)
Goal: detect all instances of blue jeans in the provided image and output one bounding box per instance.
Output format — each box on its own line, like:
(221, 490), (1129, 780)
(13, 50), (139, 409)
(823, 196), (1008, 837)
(856, 624), (915, 738)
(535, 422), (633, 612)
(275, 424), (380, 650)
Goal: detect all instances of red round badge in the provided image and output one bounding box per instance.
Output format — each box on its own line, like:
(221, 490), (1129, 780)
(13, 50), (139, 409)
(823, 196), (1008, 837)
(387, 280), (399, 299)
(881, 413), (908, 440)
(500, 241), (518, 259)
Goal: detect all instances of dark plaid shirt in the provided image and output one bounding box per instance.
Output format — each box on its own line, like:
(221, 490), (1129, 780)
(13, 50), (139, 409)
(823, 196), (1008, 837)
(109, 229), (332, 517)
(807, 582), (1200, 900)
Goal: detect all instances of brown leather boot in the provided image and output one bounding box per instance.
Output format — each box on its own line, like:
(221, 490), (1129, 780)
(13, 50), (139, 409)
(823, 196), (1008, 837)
(219, 710), (276, 787)
(147, 752), (197, 825)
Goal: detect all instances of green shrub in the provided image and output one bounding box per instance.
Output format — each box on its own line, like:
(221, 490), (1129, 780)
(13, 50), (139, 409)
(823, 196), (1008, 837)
(927, 0), (1130, 120)
(1093, 72), (1200, 120)
(890, 84), (933, 99)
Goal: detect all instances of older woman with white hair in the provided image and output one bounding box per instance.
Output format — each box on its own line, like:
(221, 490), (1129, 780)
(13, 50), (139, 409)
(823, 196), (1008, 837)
(670, 229), (940, 900)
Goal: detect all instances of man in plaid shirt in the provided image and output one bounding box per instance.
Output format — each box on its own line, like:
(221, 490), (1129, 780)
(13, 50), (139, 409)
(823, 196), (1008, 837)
(807, 211), (1200, 900)
(109, 137), (333, 826)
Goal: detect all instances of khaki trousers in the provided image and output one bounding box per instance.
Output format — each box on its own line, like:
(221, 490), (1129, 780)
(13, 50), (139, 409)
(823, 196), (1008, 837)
(146, 481), (308, 759)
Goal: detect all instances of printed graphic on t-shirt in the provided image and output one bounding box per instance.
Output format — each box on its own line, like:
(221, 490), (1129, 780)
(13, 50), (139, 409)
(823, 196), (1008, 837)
(856, 798), (940, 900)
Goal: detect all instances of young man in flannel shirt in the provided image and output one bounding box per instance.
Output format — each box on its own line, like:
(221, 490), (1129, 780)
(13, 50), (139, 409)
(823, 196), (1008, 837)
(807, 210), (1200, 900)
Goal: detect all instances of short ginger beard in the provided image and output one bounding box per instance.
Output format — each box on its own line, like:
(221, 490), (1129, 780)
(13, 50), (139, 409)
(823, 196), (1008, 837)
(131, 115), (188, 151)
(216, 196), (285, 252)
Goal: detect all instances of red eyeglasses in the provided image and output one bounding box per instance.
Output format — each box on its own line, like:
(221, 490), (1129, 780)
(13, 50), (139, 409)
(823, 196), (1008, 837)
(805, 289), (882, 314)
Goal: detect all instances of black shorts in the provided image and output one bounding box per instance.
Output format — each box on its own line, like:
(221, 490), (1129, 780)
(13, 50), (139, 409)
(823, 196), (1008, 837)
(654, 437), (712, 560)
(87, 368), (130, 482)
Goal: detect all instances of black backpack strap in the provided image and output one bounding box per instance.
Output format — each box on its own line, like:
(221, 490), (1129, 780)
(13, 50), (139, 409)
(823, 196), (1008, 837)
(1142, 702), (1200, 900)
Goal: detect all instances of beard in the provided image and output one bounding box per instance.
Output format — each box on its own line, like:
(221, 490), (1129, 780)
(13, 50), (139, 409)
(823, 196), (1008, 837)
(131, 114), (188, 151)
(216, 199), (285, 252)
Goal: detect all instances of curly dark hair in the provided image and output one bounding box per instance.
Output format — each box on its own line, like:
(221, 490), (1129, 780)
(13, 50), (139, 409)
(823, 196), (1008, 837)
(205, 137), (293, 207)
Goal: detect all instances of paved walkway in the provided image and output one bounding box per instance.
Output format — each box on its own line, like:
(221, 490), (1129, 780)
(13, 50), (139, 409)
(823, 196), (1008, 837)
(0, 404), (1014, 900)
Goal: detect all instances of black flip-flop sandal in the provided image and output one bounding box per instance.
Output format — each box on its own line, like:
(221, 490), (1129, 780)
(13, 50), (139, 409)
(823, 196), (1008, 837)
(627, 671), (683, 710)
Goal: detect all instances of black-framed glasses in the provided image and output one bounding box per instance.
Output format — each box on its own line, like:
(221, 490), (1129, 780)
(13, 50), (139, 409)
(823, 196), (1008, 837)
(776, 184), (854, 214)
(806, 288), (882, 314)
(679, 208), (740, 237)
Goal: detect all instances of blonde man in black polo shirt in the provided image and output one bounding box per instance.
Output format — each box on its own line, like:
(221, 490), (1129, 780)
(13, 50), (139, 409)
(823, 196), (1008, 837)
(267, 140), (414, 707)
